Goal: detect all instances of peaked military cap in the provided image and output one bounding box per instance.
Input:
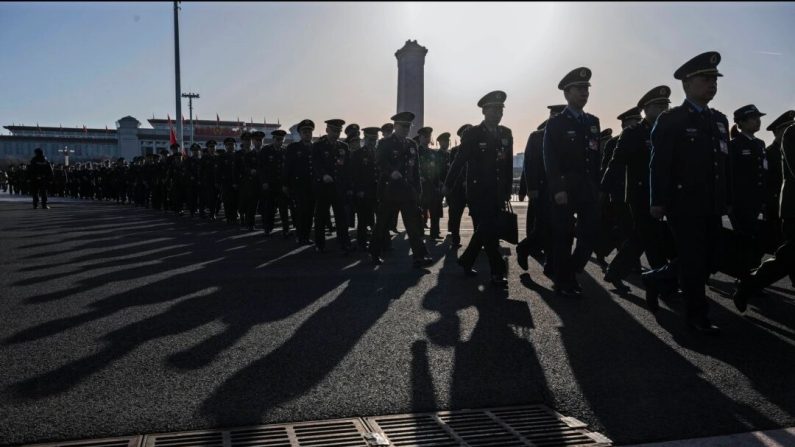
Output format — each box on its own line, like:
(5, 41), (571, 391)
(325, 119), (345, 129)
(558, 67), (592, 90)
(297, 119), (315, 130)
(160, 149), (170, 155)
(206, 139), (217, 146)
(380, 122), (394, 132)
(537, 120), (548, 131)
(733, 104), (766, 122)
(674, 51), (723, 80)
(417, 127), (433, 137)
(547, 104), (567, 114)
(617, 107), (643, 122)
(600, 128), (613, 141)
(436, 132), (451, 141)
(239, 130), (251, 140)
(223, 137), (236, 144)
(456, 124), (473, 137)
(638, 85), (672, 108)
(271, 130), (287, 137)
(344, 124), (360, 136)
(190, 143), (201, 151)
(362, 127), (381, 136)
(477, 90), (507, 108)
(766, 110), (795, 131)
(250, 130), (266, 139)
(391, 112), (415, 124)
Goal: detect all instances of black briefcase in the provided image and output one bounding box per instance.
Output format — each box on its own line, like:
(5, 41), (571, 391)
(498, 201), (519, 245)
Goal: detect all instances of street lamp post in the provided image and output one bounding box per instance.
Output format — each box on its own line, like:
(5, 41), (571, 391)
(59, 146), (75, 167)
(173, 1), (183, 150)
(182, 92), (200, 146)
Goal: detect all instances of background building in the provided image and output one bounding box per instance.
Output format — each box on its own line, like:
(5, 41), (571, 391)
(0, 117), (283, 166)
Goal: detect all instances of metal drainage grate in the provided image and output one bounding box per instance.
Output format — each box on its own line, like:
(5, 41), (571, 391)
(142, 418), (374, 447)
(25, 436), (142, 447)
(364, 405), (612, 447)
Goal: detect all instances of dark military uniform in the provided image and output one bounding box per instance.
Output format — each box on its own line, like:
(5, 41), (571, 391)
(166, 146), (185, 214)
(761, 111), (795, 253)
(259, 132), (291, 236)
(516, 114), (560, 275)
(446, 125), (471, 247)
(734, 123), (795, 309)
(218, 138), (240, 224)
(649, 52), (730, 331)
(418, 131), (447, 240)
(728, 105), (768, 275)
(184, 146), (202, 216)
(238, 138), (261, 230)
(201, 142), (221, 220)
(312, 123), (353, 251)
(28, 150), (53, 208)
(351, 128), (380, 248)
(446, 91), (514, 280)
(369, 117), (429, 263)
(602, 87), (673, 283)
(543, 68), (602, 292)
(285, 122), (316, 244)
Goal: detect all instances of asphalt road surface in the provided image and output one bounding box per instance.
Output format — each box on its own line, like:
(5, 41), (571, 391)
(1, 193), (794, 446)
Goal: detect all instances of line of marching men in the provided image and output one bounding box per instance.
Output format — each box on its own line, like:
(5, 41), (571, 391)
(10, 50), (795, 335)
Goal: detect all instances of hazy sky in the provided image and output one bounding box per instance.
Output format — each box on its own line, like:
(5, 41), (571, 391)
(2, 2), (794, 145)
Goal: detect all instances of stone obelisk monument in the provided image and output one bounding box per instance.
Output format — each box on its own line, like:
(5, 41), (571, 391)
(395, 40), (428, 135)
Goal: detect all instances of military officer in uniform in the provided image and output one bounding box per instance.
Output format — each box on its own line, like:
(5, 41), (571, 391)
(351, 127), (381, 249)
(29, 148), (53, 209)
(446, 124), (473, 248)
(542, 68), (602, 296)
(434, 132), (452, 240)
(312, 119), (354, 253)
(284, 120), (316, 245)
(219, 137), (240, 224)
(201, 139), (220, 220)
(379, 122), (400, 234)
(762, 110), (795, 253)
(649, 51), (729, 335)
(444, 91), (513, 286)
(238, 130), (260, 230)
(728, 105), (768, 277)
(602, 86), (673, 302)
(259, 129), (291, 237)
(516, 105), (566, 274)
(370, 112), (433, 267)
(417, 127), (445, 240)
(185, 143), (202, 217)
(732, 122), (795, 311)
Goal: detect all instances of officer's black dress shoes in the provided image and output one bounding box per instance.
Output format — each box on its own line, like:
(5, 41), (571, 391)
(491, 275), (508, 287)
(642, 273), (660, 313)
(731, 281), (750, 313)
(687, 318), (721, 335)
(413, 255), (434, 268)
(371, 255), (384, 266)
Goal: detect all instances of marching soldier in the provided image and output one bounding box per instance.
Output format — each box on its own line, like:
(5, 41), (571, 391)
(602, 86), (674, 302)
(239, 130), (262, 231)
(595, 109), (643, 270)
(185, 143), (202, 217)
(370, 112), (432, 267)
(434, 132), (451, 240)
(219, 137), (240, 224)
(259, 130), (291, 237)
(732, 122), (795, 311)
(166, 143), (184, 215)
(379, 122), (400, 234)
(312, 119), (354, 253)
(418, 127), (445, 240)
(516, 105), (566, 274)
(444, 91), (513, 286)
(446, 124), (472, 248)
(28, 148), (53, 209)
(344, 124), (361, 231)
(762, 110), (795, 252)
(284, 120), (316, 245)
(351, 127), (381, 250)
(543, 68), (602, 296)
(201, 140), (220, 220)
(649, 51), (729, 335)
(728, 105), (768, 277)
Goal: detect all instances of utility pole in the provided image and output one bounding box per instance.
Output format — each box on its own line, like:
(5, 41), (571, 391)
(182, 92), (200, 146)
(173, 1), (183, 150)
(59, 146), (75, 167)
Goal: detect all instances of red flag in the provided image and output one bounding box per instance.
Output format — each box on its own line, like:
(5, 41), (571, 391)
(167, 114), (177, 146)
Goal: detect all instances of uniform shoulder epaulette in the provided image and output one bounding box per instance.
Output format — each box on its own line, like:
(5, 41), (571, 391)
(498, 125), (512, 134)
